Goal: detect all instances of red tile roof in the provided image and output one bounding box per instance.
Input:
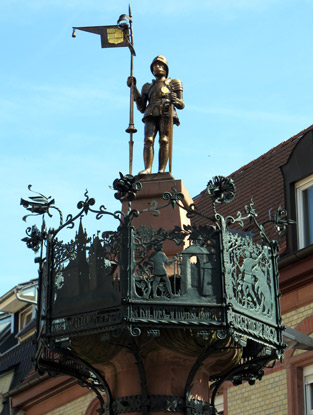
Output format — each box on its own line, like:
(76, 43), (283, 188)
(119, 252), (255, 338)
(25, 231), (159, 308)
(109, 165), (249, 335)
(192, 124), (313, 248)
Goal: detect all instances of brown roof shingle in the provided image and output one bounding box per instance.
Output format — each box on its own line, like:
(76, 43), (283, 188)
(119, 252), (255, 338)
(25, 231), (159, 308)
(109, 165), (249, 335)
(192, 124), (313, 248)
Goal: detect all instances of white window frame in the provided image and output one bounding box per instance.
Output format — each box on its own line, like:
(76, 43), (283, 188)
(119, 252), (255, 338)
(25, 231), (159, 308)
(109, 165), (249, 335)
(18, 305), (34, 332)
(304, 364), (313, 414)
(295, 174), (313, 249)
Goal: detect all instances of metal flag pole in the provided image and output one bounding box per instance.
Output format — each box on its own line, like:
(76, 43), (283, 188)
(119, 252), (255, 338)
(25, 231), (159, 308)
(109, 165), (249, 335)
(168, 104), (174, 173)
(125, 5), (137, 175)
(72, 5), (136, 175)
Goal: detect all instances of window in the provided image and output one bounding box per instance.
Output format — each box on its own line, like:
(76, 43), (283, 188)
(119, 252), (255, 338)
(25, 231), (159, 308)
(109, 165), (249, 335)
(0, 314), (12, 334)
(296, 174), (313, 249)
(304, 365), (313, 414)
(18, 306), (34, 332)
(281, 129), (313, 253)
(0, 370), (14, 413)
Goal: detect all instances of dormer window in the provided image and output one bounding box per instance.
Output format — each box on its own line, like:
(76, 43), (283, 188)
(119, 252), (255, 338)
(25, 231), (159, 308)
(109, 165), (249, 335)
(296, 174), (313, 249)
(18, 306), (34, 332)
(281, 129), (313, 253)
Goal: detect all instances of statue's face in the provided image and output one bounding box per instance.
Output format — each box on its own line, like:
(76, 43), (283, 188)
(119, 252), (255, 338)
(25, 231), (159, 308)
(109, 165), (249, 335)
(155, 243), (163, 251)
(152, 61), (167, 77)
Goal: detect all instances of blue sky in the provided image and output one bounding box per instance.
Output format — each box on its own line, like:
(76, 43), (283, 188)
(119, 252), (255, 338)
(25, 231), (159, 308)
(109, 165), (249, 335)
(1, 0), (313, 295)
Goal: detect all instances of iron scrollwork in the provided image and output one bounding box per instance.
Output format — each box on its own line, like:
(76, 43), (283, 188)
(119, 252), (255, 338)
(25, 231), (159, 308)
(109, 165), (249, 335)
(21, 174), (293, 344)
(21, 224), (44, 253)
(36, 346), (111, 415)
(112, 395), (213, 415)
(21, 173), (295, 415)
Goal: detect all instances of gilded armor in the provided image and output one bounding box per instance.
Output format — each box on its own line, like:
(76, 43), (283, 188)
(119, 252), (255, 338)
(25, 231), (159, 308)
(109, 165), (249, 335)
(129, 55), (185, 174)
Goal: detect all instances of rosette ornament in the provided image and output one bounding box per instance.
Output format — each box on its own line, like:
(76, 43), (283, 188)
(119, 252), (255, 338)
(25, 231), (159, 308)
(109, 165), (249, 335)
(113, 172), (142, 201)
(207, 176), (236, 204)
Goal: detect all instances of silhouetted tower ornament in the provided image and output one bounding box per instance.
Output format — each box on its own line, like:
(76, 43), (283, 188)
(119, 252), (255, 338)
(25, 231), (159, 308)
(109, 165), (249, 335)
(21, 173), (292, 415)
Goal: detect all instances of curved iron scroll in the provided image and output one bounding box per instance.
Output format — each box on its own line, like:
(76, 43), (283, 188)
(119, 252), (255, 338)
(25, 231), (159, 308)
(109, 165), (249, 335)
(36, 346), (113, 415)
(209, 354), (275, 409)
(184, 340), (227, 415)
(129, 336), (149, 415)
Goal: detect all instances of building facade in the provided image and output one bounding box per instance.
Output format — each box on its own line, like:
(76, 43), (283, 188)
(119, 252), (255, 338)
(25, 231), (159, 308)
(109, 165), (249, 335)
(193, 125), (313, 414)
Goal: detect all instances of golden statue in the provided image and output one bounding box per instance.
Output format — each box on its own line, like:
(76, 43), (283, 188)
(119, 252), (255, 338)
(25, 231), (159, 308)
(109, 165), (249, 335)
(128, 56), (185, 174)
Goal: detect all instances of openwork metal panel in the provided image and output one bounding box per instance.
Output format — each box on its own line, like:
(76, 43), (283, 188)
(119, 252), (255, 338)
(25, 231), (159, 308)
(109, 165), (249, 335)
(21, 175), (289, 348)
(46, 220), (225, 338)
(223, 229), (280, 347)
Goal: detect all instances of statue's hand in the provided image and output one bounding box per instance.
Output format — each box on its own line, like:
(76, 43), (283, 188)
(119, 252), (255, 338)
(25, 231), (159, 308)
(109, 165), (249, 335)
(170, 91), (185, 110)
(170, 91), (178, 104)
(127, 76), (137, 87)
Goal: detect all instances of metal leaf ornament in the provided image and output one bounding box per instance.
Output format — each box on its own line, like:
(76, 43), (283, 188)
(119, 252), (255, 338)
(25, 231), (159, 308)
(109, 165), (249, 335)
(268, 206), (296, 235)
(21, 185), (55, 221)
(21, 224), (43, 252)
(207, 176), (236, 204)
(77, 190), (96, 214)
(162, 184), (184, 209)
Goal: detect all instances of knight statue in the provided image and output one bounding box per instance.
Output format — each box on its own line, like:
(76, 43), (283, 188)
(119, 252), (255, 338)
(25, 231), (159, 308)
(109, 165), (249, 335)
(127, 55), (185, 174)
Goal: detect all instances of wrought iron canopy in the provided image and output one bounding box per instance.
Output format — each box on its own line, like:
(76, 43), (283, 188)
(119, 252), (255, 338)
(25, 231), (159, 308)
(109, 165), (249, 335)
(22, 174), (290, 414)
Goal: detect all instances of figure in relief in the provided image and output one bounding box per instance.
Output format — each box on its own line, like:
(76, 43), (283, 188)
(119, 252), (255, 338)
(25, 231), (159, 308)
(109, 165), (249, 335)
(148, 242), (177, 298)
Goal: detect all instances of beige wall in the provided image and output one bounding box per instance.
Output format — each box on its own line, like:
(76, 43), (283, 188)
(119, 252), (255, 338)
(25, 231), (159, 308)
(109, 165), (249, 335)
(225, 300), (313, 415)
(227, 370), (288, 415)
(283, 302), (313, 329)
(45, 392), (95, 415)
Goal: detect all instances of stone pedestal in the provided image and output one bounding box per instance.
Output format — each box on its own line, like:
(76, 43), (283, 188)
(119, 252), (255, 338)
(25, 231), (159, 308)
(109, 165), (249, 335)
(123, 173), (194, 256)
(73, 330), (241, 415)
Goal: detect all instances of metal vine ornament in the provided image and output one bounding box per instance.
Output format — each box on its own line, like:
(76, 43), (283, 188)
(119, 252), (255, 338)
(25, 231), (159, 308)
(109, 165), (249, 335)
(21, 173), (294, 415)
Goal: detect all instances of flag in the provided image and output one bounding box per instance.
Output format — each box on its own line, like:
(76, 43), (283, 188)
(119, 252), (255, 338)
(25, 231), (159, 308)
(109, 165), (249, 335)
(73, 25), (129, 49)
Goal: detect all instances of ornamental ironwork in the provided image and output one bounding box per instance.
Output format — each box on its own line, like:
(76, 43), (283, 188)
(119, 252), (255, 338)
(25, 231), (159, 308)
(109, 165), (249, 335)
(22, 174), (292, 415)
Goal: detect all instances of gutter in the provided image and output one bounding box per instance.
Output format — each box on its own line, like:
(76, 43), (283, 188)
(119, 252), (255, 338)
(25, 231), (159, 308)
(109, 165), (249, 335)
(279, 244), (313, 269)
(0, 280), (38, 308)
(283, 326), (313, 351)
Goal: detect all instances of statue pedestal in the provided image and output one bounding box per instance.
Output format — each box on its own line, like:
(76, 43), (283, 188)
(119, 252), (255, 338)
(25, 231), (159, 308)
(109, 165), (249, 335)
(122, 173), (194, 256)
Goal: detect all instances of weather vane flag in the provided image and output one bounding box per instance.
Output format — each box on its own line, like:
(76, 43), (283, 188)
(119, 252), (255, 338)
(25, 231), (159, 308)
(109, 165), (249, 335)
(72, 5), (136, 174)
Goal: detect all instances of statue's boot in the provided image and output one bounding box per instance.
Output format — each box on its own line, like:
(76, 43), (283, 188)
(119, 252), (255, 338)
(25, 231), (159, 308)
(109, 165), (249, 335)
(158, 140), (169, 173)
(139, 146), (153, 175)
(139, 168), (151, 175)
